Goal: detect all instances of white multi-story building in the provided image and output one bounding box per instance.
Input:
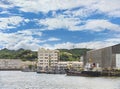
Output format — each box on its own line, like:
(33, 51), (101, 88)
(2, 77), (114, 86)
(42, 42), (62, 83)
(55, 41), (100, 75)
(37, 48), (59, 72)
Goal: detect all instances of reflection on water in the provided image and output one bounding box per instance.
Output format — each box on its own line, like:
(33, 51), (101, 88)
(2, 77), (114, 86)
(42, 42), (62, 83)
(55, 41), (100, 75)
(0, 71), (120, 89)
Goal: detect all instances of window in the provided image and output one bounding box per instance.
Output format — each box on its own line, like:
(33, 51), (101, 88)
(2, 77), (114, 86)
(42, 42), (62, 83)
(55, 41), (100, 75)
(40, 60), (43, 62)
(39, 54), (43, 56)
(45, 57), (48, 59)
(45, 54), (48, 56)
(40, 63), (43, 65)
(39, 57), (43, 59)
(54, 54), (57, 56)
(54, 57), (58, 59)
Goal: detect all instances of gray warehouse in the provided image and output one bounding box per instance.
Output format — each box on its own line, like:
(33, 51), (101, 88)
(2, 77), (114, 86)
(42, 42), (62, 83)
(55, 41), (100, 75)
(84, 44), (120, 69)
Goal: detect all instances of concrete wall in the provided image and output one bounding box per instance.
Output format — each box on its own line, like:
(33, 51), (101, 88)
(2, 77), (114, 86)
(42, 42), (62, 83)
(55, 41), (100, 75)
(112, 44), (120, 54)
(0, 59), (22, 70)
(84, 44), (120, 69)
(0, 59), (37, 70)
(86, 49), (102, 67)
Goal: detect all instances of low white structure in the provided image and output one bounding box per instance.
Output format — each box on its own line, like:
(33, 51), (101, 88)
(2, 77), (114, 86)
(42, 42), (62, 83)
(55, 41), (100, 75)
(58, 61), (83, 70)
(22, 61), (37, 68)
(0, 59), (22, 70)
(116, 54), (120, 69)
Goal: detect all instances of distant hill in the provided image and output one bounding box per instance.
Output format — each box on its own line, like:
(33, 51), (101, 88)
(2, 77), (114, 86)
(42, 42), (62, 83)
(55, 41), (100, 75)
(58, 48), (91, 61)
(0, 48), (91, 61)
(0, 48), (37, 61)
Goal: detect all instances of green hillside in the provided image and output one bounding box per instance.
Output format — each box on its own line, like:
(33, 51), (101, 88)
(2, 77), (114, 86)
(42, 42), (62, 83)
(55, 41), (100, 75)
(0, 48), (91, 61)
(0, 48), (37, 61)
(58, 48), (91, 61)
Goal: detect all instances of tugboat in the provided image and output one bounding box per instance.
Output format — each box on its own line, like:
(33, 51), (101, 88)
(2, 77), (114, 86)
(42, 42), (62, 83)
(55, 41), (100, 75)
(65, 69), (101, 77)
(65, 62), (102, 77)
(65, 62), (120, 77)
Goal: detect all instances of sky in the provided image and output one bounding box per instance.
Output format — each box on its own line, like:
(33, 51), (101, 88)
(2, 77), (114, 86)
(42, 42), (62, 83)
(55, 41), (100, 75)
(0, 0), (120, 51)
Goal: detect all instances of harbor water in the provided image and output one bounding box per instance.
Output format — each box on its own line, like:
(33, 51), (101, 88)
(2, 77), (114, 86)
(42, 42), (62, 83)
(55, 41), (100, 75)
(0, 71), (120, 89)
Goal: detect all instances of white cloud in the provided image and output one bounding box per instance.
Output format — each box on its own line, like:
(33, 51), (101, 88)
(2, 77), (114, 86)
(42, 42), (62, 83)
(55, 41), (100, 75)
(38, 16), (120, 32)
(8, 41), (40, 51)
(38, 15), (81, 30)
(40, 37), (120, 50)
(0, 1), (12, 8)
(0, 30), (61, 50)
(0, 29), (119, 51)
(0, 29), (43, 50)
(0, 16), (25, 30)
(79, 19), (120, 32)
(7, 0), (95, 13)
(38, 37), (61, 43)
(3, 0), (119, 17)
(48, 37), (60, 41)
(64, 6), (96, 18)
(17, 29), (42, 36)
(108, 10), (120, 17)
(93, 0), (120, 17)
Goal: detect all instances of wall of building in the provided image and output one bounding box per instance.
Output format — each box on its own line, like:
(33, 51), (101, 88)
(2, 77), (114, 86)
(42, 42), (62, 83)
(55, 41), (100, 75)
(37, 48), (59, 72)
(115, 54), (120, 69)
(86, 49), (102, 67)
(101, 47), (113, 68)
(84, 44), (120, 69)
(0, 59), (37, 71)
(21, 61), (37, 72)
(0, 59), (22, 70)
(112, 44), (120, 54)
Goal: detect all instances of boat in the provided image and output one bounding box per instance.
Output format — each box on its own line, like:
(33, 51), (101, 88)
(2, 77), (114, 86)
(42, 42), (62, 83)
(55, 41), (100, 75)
(65, 62), (102, 77)
(65, 68), (120, 77)
(65, 62), (120, 77)
(65, 69), (101, 77)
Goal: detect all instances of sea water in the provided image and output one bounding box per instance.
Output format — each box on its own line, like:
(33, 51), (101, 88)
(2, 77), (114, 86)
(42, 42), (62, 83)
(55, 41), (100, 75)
(0, 71), (120, 89)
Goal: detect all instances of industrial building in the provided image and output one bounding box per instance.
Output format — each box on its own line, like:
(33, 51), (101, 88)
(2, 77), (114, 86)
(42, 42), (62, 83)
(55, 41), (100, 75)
(84, 44), (120, 69)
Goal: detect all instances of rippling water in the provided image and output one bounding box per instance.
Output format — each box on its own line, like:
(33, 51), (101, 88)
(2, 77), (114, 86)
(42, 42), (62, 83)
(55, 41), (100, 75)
(0, 71), (120, 89)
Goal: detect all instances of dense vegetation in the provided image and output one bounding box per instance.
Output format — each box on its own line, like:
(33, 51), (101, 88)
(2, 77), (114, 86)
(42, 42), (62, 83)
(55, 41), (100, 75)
(0, 48), (91, 61)
(0, 48), (37, 61)
(58, 48), (91, 61)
